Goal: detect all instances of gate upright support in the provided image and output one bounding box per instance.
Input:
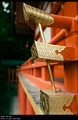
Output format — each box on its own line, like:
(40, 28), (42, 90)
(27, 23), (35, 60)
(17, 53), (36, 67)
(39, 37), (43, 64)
(64, 16), (78, 93)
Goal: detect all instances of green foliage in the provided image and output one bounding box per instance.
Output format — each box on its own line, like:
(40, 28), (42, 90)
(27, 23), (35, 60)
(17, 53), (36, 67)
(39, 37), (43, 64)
(0, 2), (14, 42)
(0, 2), (34, 98)
(0, 2), (33, 97)
(0, 2), (33, 61)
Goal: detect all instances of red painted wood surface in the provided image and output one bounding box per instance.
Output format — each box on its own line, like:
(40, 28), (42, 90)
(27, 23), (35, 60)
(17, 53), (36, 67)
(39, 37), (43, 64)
(8, 68), (18, 84)
(19, 80), (26, 115)
(25, 95), (35, 115)
(18, 79), (35, 115)
(18, 2), (78, 114)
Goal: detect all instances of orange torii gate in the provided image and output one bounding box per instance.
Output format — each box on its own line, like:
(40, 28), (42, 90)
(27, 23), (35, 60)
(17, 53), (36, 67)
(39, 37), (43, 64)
(8, 68), (18, 84)
(18, 2), (78, 115)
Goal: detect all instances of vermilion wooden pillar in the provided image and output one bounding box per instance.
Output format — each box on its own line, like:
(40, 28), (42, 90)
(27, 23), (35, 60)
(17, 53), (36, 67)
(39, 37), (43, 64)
(18, 78), (19, 103)
(18, 79), (35, 115)
(64, 18), (78, 93)
(19, 80), (26, 115)
(30, 69), (33, 76)
(41, 66), (54, 81)
(27, 69), (30, 75)
(18, 78), (21, 103)
(26, 95), (35, 115)
(12, 69), (14, 84)
(64, 61), (78, 94)
(34, 68), (41, 77)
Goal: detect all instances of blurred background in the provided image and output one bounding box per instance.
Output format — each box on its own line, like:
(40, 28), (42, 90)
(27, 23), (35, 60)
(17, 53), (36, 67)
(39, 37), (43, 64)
(0, 2), (39, 115)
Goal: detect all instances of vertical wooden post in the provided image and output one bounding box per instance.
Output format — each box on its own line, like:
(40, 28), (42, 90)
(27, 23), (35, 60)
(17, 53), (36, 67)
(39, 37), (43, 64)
(30, 69), (33, 76)
(18, 78), (19, 102)
(18, 78), (20, 103)
(64, 61), (78, 93)
(16, 70), (18, 84)
(19, 80), (26, 115)
(17, 74), (18, 84)
(41, 66), (54, 81)
(25, 69), (27, 74)
(26, 95), (35, 115)
(12, 69), (14, 84)
(34, 68), (41, 77)
(27, 69), (30, 75)
(51, 27), (55, 38)
(64, 28), (78, 94)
